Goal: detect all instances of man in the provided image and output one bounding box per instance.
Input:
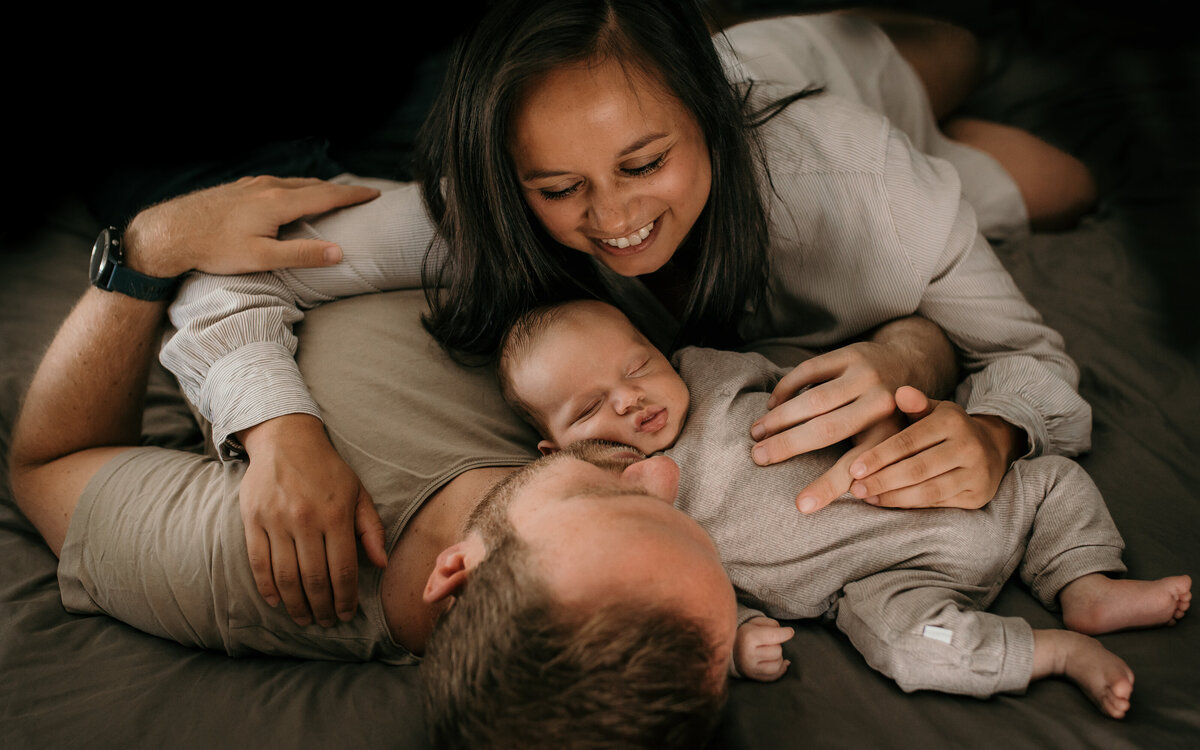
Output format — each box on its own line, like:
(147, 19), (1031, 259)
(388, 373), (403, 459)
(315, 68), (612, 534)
(8, 178), (736, 748)
(9, 177), (959, 748)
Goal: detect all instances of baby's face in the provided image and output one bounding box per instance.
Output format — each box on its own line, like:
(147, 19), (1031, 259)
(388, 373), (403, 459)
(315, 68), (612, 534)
(510, 302), (689, 455)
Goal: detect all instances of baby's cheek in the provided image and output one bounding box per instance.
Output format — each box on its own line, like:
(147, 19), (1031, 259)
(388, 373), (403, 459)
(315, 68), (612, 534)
(565, 421), (622, 448)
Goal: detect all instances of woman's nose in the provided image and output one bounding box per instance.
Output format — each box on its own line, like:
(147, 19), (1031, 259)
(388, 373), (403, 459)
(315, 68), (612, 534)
(589, 182), (634, 237)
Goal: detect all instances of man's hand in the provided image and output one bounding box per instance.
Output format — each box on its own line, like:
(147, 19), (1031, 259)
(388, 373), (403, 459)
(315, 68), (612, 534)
(238, 414), (388, 627)
(122, 176), (381, 278)
(732, 617), (794, 682)
(845, 386), (1024, 510)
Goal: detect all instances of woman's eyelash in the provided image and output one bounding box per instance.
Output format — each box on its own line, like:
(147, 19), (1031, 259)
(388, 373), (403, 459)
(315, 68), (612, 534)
(540, 182), (581, 201)
(537, 155), (666, 201)
(623, 155), (665, 177)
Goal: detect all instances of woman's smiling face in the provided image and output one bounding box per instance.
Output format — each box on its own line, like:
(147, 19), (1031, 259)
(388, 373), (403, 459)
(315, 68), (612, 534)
(508, 56), (712, 278)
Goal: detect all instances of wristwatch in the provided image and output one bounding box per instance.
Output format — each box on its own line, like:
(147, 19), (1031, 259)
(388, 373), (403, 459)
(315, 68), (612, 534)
(89, 226), (181, 301)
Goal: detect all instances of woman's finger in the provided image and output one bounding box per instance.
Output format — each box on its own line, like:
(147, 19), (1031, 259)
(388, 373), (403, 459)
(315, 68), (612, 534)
(752, 376), (856, 440)
(244, 525), (279, 607)
(767, 350), (851, 407)
(849, 413), (949, 480)
(867, 467), (981, 509)
(754, 394), (891, 465)
(294, 532), (337, 628)
(794, 418), (902, 512)
(356, 488), (389, 570)
(269, 533), (312, 626)
(752, 411), (848, 466)
(794, 442), (862, 513)
(325, 525), (361, 624)
(850, 441), (963, 499)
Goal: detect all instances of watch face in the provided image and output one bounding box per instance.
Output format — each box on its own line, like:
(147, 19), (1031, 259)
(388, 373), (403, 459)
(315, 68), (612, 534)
(90, 229), (110, 284)
(90, 227), (120, 287)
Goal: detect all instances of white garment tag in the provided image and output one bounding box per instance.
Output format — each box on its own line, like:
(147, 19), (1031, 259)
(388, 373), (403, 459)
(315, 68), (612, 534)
(922, 625), (954, 644)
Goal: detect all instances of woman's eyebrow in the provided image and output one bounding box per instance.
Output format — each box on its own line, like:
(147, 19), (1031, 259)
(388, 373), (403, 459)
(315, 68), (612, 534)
(617, 132), (669, 158)
(518, 132), (670, 181)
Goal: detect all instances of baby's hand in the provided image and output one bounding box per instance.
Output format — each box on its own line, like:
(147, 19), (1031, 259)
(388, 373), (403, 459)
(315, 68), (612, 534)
(732, 617), (795, 681)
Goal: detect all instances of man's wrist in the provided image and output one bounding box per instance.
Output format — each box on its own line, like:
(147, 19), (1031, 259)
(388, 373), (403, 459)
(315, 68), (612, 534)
(122, 208), (189, 279)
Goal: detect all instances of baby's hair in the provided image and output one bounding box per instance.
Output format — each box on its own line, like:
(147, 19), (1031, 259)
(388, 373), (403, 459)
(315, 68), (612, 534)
(497, 302), (578, 438)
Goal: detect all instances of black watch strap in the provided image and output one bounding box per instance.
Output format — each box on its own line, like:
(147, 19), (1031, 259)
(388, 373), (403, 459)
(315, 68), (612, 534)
(102, 264), (182, 301)
(90, 226), (181, 301)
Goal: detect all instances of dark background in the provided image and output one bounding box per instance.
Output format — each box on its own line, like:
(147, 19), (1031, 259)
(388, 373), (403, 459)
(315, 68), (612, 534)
(2, 5), (1198, 749)
(5, 0), (1197, 350)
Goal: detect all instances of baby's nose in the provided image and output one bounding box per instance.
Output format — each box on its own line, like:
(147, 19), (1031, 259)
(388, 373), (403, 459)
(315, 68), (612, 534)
(613, 387), (645, 415)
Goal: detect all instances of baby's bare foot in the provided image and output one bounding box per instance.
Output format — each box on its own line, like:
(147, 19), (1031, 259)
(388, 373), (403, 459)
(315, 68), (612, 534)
(1060, 574), (1192, 635)
(1034, 629), (1135, 719)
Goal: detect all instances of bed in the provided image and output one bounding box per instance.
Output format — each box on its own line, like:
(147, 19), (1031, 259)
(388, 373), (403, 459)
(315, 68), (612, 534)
(3, 2), (1197, 748)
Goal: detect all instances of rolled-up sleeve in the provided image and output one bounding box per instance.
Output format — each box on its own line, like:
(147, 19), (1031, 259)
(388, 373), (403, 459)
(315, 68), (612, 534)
(160, 176), (445, 458)
(882, 128), (1091, 457)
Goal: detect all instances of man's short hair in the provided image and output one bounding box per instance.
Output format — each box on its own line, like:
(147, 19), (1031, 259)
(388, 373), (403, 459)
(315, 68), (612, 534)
(420, 462), (726, 749)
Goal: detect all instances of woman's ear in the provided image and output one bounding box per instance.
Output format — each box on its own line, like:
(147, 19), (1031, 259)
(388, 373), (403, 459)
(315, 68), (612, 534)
(423, 536), (486, 604)
(537, 439), (561, 456)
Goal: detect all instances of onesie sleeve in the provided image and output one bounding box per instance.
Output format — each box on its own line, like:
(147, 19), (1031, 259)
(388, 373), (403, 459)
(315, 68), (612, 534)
(159, 176), (446, 458)
(881, 129), (1091, 458)
(737, 601), (769, 628)
(728, 601), (775, 680)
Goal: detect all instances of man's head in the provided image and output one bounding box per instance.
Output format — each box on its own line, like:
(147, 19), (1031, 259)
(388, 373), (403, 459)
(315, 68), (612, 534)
(499, 300), (690, 456)
(420, 440), (737, 749)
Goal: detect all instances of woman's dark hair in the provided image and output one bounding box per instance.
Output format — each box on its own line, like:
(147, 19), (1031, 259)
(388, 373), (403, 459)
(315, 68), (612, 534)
(416, 0), (802, 360)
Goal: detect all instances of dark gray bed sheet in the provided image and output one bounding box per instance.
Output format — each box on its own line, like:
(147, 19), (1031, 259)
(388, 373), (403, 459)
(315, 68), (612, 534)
(3, 11), (1198, 750)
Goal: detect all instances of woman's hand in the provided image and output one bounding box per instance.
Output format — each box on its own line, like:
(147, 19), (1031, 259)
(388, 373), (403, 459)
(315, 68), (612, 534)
(788, 386), (1025, 513)
(749, 340), (905, 513)
(846, 386), (1026, 510)
(238, 414), (388, 627)
(749, 315), (956, 472)
(122, 176), (381, 278)
(748, 315), (972, 512)
(749, 340), (903, 472)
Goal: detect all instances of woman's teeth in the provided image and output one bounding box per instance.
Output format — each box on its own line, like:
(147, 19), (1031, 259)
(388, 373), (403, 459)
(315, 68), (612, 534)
(601, 221), (654, 249)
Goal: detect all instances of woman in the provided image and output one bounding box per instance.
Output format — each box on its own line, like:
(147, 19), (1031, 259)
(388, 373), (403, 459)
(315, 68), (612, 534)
(149, 0), (1092, 627)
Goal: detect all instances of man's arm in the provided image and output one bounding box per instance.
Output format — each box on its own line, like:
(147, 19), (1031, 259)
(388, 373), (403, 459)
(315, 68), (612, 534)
(9, 176), (378, 556)
(9, 289), (167, 554)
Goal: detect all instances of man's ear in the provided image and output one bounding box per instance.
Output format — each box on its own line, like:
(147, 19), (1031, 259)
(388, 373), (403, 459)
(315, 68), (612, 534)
(423, 536), (485, 604)
(537, 439), (560, 456)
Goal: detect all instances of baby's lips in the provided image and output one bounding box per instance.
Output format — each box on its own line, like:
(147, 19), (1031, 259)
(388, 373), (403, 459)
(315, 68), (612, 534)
(636, 407), (668, 433)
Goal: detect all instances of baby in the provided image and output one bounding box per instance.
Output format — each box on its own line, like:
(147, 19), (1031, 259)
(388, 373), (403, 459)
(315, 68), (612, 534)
(498, 300), (1191, 719)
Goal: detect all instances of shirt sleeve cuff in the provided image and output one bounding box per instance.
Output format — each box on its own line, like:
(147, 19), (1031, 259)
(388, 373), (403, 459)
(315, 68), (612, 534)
(201, 341), (322, 460)
(964, 393), (1047, 461)
(954, 356), (1093, 459)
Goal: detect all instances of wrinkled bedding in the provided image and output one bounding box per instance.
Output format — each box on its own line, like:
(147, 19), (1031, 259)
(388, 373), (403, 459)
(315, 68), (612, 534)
(3, 3), (1197, 748)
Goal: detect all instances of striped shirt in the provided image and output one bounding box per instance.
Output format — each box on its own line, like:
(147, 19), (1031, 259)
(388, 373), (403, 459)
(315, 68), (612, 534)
(160, 17), (1088, 460)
